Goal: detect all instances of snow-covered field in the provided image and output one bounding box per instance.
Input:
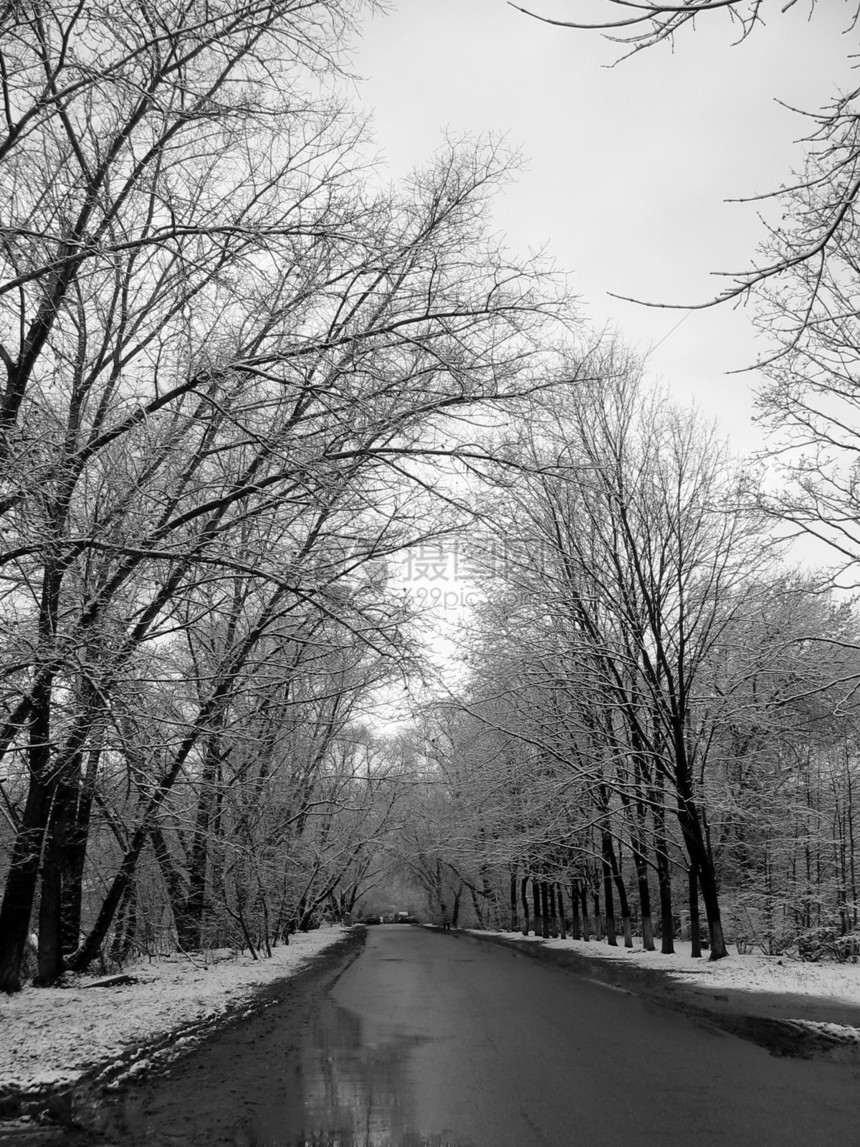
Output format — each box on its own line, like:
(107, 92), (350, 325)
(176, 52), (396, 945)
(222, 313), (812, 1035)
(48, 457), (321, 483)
(0, 927), (349, 1095)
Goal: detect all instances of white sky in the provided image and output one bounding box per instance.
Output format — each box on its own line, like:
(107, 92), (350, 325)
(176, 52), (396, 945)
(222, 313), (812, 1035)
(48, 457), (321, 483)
(353, 0), (857, 454)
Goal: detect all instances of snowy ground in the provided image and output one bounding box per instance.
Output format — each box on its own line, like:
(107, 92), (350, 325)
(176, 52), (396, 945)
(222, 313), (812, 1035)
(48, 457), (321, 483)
(480, 931), (860, 1045)
(0, 927), (350, 1096)
(488, 931), (860, 1001)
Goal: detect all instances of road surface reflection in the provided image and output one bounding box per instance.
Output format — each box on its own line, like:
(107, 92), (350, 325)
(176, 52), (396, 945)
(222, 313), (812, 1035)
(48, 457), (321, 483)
(75, 984), (472, 1146)
(245, 995), (472, 1147)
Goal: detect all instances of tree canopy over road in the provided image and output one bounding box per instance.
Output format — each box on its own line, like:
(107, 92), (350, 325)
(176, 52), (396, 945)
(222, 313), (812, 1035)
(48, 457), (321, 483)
(3, 0), (860, 992)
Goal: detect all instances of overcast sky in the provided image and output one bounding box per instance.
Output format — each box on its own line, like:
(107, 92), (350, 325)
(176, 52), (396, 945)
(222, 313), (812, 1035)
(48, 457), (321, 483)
(353, 1), (856, 454)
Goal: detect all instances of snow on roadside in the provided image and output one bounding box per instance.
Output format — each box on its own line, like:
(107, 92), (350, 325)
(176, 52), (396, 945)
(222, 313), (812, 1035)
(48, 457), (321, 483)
(0, 927), (349, 1093)
(483, 931), (860, 1006)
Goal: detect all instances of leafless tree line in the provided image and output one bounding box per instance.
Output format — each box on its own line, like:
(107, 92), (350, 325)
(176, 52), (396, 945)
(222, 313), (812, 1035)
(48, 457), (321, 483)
(0, 0), (573, 991)
(408, 359), (860, 960)
(6, 0), (860, 992)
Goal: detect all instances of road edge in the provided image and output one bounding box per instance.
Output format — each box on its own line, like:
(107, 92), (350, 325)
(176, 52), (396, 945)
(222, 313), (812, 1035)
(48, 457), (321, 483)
(458, 929), (860, 1064)
(0, 926), (368, 1133)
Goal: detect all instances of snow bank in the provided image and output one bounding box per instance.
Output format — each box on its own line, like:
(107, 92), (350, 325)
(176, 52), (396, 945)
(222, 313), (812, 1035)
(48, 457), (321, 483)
(501, 933), (860, 1004)
(0, 927), (348, 1093)
(479, 931), (860, 1045)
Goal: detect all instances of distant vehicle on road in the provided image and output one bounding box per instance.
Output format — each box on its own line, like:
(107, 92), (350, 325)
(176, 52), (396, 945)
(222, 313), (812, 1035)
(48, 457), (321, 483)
(361, 911), (418, 925)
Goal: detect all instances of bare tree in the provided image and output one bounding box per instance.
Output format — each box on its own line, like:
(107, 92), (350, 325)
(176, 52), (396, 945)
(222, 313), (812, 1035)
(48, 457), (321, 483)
(0, 1), (574, 991)
(511, 0), (860, 331)
(464, 349), (770, 958)
(511, 2), (806, 52)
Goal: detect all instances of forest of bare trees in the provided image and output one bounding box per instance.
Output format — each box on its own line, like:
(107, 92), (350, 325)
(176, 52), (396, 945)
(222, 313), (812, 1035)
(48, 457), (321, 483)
(3, 0), (860, 993)
(399, 360), (860, 962)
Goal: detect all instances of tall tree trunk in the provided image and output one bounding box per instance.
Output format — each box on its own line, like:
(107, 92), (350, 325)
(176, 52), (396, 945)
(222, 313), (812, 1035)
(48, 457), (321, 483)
(40, 728), (101, 979)
(556, 883), (567, 939)
(33, 554), (82, 984)
(532, 874), (542, 937)
(601, 836), (618, 946)
(470, 884), (485, 928)
(847, 761), (858, 928)
(634, 853), (655, 952)
(38, 738), (98, 981)
(110, 877), (138, 963)
(60, 738), (103, 954)
(580, 881), (592, 941)
(569, 880), (582, 940)
(606, 833), (633, 948)
(149, 826), (196, 950)
(0, 678), (54, 992)
(651, 777), (675, 955)
(676, 793), (727, 960)
(509, 869), (518, 933)
(540, 880), (550, 939)
(622, 762), (655, 950)
(67, 813), (155, 972)
(184, 734), (221, 949)
(521, 875), (530, 936)
(37, 783), (74, 984)
(68, 669), (264, 974)
(688, 862), (702, 958)
(297, 893), (309, 932)
(433, 859), (445, 920)
(547, 880), (559, 938)
(451, 883), (462, 928)
(480, 862), (497, 929)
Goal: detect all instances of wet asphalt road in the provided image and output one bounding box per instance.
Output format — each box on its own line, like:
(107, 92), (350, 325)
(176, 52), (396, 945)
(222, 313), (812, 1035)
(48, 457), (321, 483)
(15, 925), (860, 1146)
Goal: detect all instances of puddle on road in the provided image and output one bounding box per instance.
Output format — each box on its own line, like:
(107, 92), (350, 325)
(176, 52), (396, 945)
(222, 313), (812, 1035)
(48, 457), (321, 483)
(262, 997), (418, 1143)
(236, 998), (472, 1147)
(73, 994), (472, 1147)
